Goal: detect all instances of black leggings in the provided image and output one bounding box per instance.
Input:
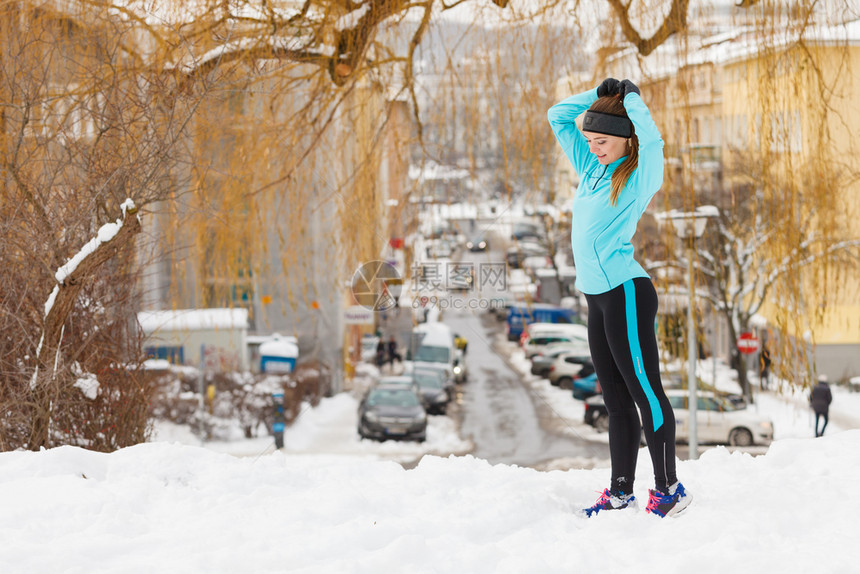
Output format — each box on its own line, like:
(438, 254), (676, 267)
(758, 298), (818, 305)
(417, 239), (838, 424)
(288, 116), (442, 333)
(585, 277), (677, 494)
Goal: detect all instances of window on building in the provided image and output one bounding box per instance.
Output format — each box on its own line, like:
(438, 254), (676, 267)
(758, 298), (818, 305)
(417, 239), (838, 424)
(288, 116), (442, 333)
(145, 346), (185, 364)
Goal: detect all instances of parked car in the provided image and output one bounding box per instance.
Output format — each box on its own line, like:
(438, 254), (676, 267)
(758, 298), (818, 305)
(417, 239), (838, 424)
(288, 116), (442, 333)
(661, 371), (747, 409)
(521, 320), (585, 337)
(511, 221), (542, 241)
(409, 369), (451, 414)
(377, 375), (419, 394)
(583, 390), (773, 446)
(506, 241), (547, 269)
(523, 332), (589, 359)
(426, 239), (455, 259)
(571, 371), (601, 400)
(465, 232), (489, 252)
(521, 255), (554, 275)
(402, 362), (455, 398)
(357, 385), (427, 442)
(530, 342), (590, 377)
(506, 304), (580, 341)
(666, 390), (773, 446)
(583, 394), (610, 433)
(547, 351), (593, 387)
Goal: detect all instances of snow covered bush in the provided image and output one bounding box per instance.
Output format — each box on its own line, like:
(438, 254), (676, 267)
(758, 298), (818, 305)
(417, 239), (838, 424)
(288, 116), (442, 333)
(145, 359), (334, 442)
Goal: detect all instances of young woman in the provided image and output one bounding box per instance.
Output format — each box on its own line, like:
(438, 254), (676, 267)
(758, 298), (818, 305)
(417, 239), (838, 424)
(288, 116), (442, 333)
(547, 78), (691, 518)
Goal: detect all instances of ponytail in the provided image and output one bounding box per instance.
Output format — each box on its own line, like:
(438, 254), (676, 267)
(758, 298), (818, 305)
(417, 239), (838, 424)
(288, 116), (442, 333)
(610, 137), (638, 206)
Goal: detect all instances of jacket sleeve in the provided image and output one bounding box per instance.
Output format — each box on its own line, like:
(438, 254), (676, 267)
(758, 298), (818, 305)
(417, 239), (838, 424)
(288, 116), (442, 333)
(624, 92), (664, 207)
(547, 87), (599, 177)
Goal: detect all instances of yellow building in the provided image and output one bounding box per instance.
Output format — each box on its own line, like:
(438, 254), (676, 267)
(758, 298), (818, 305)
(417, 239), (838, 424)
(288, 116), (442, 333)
(625, 20), (860, 380)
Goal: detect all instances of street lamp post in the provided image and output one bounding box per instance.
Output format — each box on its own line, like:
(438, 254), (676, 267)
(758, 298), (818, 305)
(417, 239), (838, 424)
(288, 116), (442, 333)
(656, 205), (717, 460)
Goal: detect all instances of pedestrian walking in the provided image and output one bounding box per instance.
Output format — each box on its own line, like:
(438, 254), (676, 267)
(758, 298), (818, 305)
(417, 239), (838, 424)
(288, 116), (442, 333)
(759, 343), (772, 391)
(810, 374), (833, 437)
(548, 78), (691, 518)
(375, 338), (387, 369)
(387, 336), (402, 366)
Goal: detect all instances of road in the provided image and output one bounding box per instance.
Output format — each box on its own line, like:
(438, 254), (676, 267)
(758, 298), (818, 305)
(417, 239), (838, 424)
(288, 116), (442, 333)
(444, 307), (609, 469)
(375, 234), (610, 470)
(424, 234), (609, 469)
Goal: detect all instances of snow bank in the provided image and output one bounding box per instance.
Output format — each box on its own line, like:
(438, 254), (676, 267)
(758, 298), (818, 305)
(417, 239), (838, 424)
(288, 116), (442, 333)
(1, 429), (857, 573)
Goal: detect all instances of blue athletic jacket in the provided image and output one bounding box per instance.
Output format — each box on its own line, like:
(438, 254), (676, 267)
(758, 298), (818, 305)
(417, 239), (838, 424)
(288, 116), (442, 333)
(547, 87), (664, 295)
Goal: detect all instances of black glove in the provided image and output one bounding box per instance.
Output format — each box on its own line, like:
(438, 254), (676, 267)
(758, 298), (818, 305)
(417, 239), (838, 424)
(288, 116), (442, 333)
(597, 78), (621, 98)
(619, 79), (641, 98)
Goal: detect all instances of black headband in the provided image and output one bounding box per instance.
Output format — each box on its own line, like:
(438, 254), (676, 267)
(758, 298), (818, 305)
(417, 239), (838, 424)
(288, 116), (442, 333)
(582, 110), (632, 138)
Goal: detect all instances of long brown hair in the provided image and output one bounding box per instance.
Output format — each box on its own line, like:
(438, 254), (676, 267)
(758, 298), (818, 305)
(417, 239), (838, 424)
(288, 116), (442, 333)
(588, 96), (638, 206)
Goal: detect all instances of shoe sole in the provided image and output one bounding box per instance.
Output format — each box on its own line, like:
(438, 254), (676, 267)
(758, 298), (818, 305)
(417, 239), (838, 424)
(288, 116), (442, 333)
(577, 501), (639, 518)
(665, 493), (693, 518)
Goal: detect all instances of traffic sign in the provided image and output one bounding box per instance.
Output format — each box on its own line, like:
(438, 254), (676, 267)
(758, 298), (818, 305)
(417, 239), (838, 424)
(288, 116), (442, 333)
(737, 332), (760, 354)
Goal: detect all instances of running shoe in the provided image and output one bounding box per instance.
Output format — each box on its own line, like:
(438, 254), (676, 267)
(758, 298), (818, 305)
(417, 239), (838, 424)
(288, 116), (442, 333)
(581, 489), (637, 518)
(646, 482), (692, 517)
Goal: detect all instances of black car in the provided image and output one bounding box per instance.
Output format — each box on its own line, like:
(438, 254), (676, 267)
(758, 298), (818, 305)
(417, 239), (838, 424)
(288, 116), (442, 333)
(583, 393), (610, 433)
(409, 369), (451, 415)
(358, 385), (427, 442)
(465, 232), (489, 252)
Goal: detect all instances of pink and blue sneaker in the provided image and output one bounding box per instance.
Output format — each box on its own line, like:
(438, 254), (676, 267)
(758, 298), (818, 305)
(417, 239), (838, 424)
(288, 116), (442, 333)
(581, 489), (637, 518)
(646, 482), (692, 517)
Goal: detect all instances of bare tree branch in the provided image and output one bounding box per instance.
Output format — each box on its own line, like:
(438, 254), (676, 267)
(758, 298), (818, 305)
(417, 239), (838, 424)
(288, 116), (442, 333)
(606, 0), (690, 56)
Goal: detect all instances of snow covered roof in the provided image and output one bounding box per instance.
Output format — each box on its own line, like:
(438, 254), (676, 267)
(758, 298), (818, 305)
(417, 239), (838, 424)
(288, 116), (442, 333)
(137, 308), (249, 333)
(258, 336), (299, 358)
(614, 17), (860, 82)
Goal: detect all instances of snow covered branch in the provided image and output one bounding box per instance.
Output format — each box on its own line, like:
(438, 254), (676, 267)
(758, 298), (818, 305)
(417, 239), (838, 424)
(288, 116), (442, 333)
(31, 200), (142, 389)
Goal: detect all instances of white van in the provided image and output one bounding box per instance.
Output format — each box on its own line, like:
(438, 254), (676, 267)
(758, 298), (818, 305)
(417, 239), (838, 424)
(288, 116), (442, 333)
(408, 322), (467, 383)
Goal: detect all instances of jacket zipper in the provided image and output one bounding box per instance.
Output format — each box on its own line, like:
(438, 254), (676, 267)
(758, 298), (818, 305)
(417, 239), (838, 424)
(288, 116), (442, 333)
(592, 165), (608, 190)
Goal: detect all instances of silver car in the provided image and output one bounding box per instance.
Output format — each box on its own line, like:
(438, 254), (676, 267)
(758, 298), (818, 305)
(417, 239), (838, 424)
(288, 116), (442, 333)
(666, 390), (773, 446)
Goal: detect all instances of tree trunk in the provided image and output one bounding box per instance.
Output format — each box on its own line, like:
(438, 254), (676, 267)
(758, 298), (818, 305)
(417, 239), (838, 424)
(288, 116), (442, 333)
(28, 206), (141, 450)
(730, 349), (754, 405)
(722, 311), (754, 405)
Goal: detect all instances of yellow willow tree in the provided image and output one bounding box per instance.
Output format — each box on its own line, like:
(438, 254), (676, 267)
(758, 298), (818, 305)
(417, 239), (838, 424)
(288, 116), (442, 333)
(743, 4), (860, 388)
(152, 36), (403, 362)
(597, 0), (860, 393)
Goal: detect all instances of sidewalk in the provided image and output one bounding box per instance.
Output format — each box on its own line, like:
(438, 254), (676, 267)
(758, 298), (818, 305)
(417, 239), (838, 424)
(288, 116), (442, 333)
(763, 380), (860, 435)
(699, 358), (860, 438)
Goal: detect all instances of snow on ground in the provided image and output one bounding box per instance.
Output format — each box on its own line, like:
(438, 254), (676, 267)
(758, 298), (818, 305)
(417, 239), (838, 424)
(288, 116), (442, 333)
(4, 338), (859, 572)
(153, 393), (473, 463)
(1, 427), (858, 572)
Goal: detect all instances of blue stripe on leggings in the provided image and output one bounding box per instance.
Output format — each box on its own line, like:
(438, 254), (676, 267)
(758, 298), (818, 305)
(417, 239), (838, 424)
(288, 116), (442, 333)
(623, 280), (663, 432)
